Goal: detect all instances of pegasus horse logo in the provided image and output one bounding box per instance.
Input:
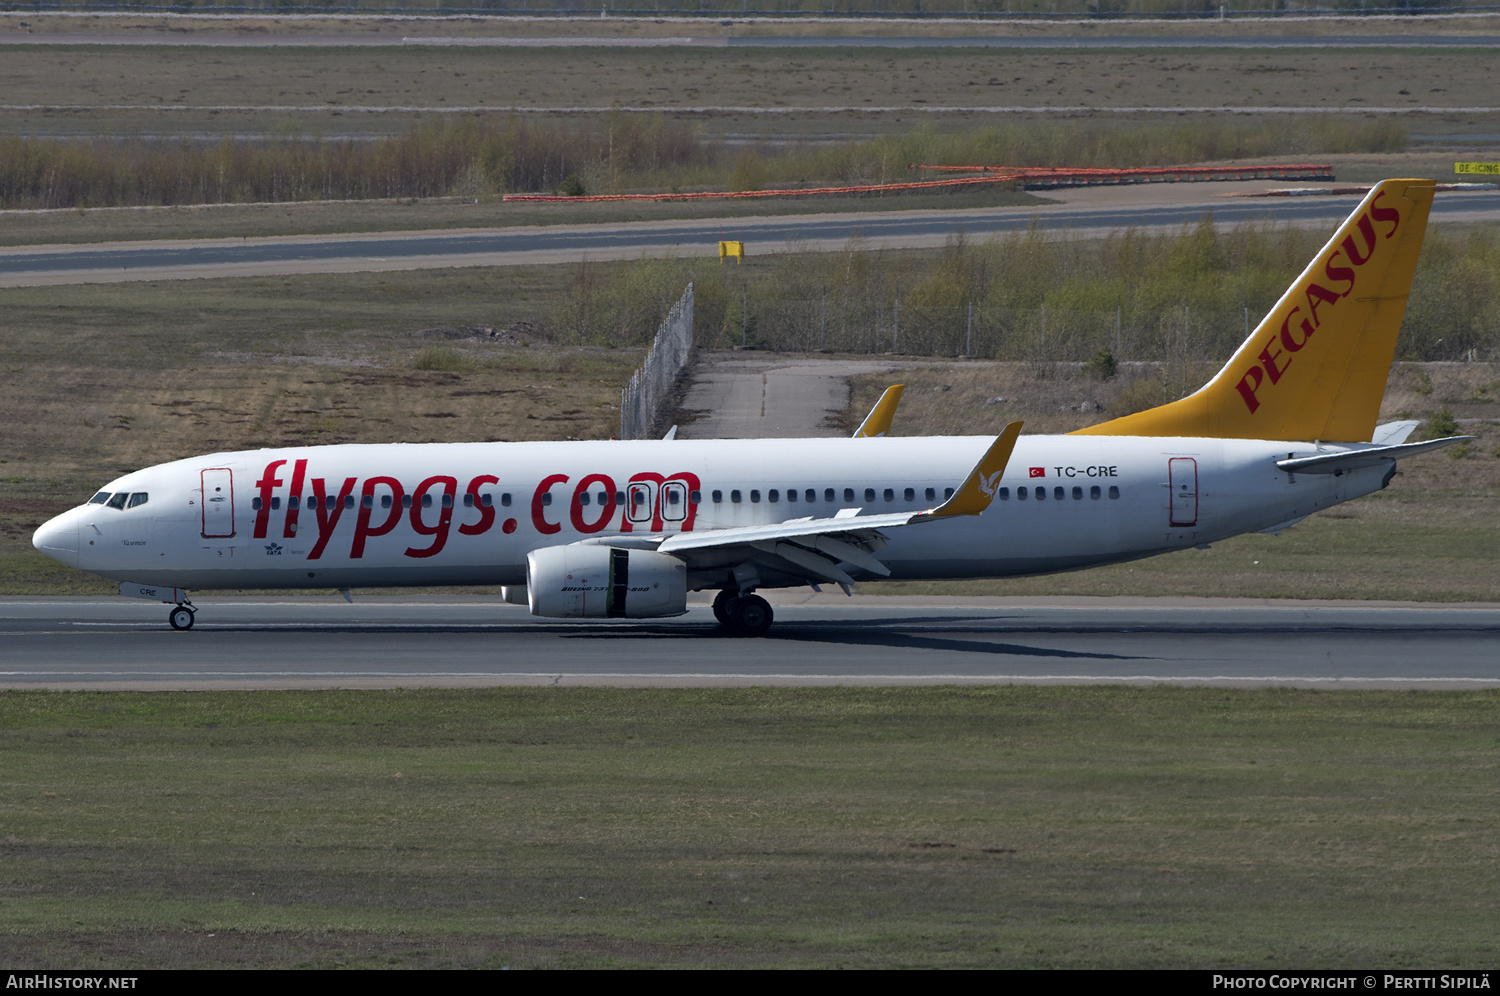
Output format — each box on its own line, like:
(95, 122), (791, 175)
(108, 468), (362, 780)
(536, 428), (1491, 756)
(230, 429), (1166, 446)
(978, 471), (1004, 497)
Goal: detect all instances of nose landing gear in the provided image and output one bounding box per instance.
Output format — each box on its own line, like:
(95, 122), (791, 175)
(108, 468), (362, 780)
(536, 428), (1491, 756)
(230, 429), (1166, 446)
(168, 603), (196, 631)
(712, 589), (774, 636)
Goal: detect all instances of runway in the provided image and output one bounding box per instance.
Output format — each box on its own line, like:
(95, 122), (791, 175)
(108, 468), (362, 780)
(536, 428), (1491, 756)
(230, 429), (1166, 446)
(3, 595), (1497, 689)
(6, 190), (1500, 287)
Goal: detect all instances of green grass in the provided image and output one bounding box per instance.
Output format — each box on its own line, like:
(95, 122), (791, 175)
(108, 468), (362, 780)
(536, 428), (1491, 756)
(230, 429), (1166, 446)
(2, 686), (1497, 968)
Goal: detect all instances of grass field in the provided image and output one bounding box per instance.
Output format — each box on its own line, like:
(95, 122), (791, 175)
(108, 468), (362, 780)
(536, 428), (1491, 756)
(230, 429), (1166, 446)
(3, 45), (1496, 115)
(2, 686), (1497, 968)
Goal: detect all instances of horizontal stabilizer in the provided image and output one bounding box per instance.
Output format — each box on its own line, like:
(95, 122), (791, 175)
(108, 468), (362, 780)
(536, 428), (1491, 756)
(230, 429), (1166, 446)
(1371, 420), (1420, 446)
(1276, 435), (1472, 475)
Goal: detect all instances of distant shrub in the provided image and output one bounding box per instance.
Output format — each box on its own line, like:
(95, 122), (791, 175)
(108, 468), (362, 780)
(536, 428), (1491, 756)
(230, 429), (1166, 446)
(1083, 348), (1118, 381)
(412, 346), (474, 372)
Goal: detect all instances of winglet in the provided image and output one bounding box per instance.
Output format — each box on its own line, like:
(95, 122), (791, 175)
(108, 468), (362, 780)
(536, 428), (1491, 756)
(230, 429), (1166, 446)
(853, 385), (905, 438)
(918, 421), (1023, 520)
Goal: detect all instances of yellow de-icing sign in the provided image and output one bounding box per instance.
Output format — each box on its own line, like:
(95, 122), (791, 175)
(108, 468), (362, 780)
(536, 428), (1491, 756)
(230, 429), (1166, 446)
(718, 240), (744, 263)
(1455, 162), (1500, 175)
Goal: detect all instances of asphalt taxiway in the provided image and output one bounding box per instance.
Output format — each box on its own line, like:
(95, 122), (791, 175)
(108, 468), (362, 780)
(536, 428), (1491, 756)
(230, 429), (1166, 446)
(6, 189), (1500, 288)
(3, 595), (1496, 690)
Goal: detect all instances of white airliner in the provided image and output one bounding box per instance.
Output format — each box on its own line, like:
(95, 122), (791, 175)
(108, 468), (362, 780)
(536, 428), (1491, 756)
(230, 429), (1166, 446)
(33, 179), (1468, 634)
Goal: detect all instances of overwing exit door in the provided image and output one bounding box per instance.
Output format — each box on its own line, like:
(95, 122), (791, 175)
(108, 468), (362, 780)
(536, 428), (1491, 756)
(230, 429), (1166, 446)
(1169, 457), (1198, 527)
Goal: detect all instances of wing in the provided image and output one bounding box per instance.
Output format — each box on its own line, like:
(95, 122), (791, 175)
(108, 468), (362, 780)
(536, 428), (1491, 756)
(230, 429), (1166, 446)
(637, 422), (1024, 590)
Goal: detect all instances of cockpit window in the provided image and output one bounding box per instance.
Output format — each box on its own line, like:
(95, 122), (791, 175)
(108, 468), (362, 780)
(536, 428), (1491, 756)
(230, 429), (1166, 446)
(89, 492), (110, 504)
(127, 492), (149, 509)
(105, 493), (128, 510)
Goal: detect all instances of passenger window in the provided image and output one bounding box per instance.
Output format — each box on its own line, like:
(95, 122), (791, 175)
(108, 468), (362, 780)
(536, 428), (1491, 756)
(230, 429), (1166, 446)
(750, 490), (761, 503)
(1072, 486), (1083, 500)
(381, 495), (393, 509)
(864, 488), (875, 502)
(442, 494), (453, 509)
(768, 489), (779, 503)
(89, 492), (110, 504)
(667, 489), (680, 505)
(270, 496), (281, 511)
(786, 489), (797, 503)
(945, 488), (954, 499)
(362, 495), (374, 509)
(904, 487), (915, 502)
(691, 490), (702, 503)
(844, 488), (855, 502)
(883, 488), (894, 502)
(731, 489), (742, 503)
(127, 492), (149, 509)
(577, 492), (590, 506)
(500, 493), (512, 507)
(541, 493), (552, 507)
(422, 494), (433, 508)
(1108, 485), (1120, 499)
(1052, 487), (1062, 500)
(805, 489), (816, 503)
(713, 490), (723, 503)
(289, 496), (300, 511)
(1090, 485), (1101, 500)
(481, 493), (493, 508)
(825, 488), (835, 502)
(405, 495), (416, 509)
(251, 496), (263, 511)
(999, 487), (1010, 500)
(463, 493), (475, 508)
(614, 491), (625, 504)
(1037, 487), (1047, 501)
(925, 487), (936, 501)
(1018, 486), (1028, 500)
(344, 495), (355, 510)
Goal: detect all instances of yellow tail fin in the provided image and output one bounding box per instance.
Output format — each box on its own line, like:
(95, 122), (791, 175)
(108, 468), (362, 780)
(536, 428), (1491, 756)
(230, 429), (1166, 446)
(1074, 179), (1436, 443)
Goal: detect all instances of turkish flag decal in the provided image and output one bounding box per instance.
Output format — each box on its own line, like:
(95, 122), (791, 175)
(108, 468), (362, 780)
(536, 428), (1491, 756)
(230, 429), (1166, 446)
(1028, 467), (1046, 478)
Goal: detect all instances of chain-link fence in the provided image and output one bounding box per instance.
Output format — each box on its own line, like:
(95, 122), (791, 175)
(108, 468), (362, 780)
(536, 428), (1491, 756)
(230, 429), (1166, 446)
(620, 283), (694, 440)
(711, 293), (1262, 367)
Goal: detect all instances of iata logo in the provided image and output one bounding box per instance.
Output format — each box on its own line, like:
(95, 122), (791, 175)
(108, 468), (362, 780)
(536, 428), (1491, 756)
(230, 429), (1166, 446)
(264, 542), (283, 556)
(1235, 192), (1402, 415)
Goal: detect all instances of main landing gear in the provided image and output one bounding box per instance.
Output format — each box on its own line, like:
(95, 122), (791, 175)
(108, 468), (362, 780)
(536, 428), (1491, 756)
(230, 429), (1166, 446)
(712, 589), (774, 636)
(168, 602), (196, 631)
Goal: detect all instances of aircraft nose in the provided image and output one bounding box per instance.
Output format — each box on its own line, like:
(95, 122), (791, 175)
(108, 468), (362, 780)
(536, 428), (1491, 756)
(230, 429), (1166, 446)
(32, 510), (79, 569)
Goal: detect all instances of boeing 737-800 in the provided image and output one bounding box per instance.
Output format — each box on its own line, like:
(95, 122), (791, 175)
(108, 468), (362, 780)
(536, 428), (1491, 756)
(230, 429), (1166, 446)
(32, 179), (1468, 634)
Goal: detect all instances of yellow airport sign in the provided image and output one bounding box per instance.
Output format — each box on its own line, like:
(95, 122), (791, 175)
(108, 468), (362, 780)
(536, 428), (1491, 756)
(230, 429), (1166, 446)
(1455, 162), (1500, 175)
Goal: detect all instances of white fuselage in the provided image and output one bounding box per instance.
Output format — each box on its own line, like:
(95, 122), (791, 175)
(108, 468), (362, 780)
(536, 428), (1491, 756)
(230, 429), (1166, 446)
(34, 434), (1388, 592)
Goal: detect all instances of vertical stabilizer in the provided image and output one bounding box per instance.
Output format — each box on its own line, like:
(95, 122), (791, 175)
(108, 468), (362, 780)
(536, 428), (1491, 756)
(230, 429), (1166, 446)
(1075, 179), (1436, 442)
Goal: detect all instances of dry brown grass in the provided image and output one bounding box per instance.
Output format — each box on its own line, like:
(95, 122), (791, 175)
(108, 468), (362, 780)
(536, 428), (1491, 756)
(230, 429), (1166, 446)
(1, 45), (1495, 113)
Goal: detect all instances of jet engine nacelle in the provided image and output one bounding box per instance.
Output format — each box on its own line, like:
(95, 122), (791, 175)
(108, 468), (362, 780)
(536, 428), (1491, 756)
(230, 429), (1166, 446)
(525, 542), (687, 619)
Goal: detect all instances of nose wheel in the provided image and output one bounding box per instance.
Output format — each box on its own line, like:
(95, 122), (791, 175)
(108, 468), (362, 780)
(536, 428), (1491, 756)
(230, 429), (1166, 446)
(168, 604), (196, 631)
